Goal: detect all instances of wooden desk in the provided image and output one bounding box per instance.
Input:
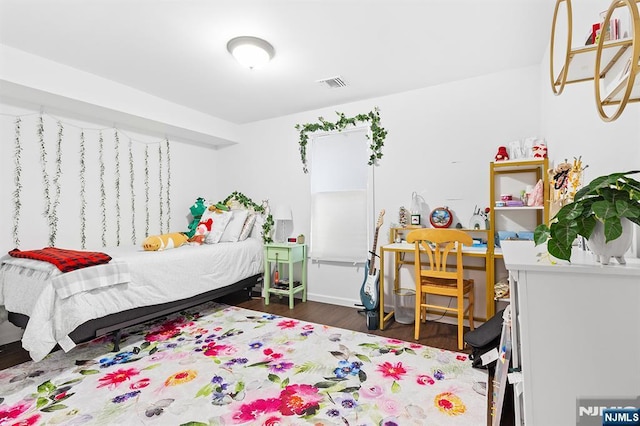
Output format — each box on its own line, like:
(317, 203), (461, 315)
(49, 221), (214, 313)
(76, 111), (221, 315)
(378, 241), (492, 330)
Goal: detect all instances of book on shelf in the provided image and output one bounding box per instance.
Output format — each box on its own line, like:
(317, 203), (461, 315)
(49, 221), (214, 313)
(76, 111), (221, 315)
(585, 18), (621, 45)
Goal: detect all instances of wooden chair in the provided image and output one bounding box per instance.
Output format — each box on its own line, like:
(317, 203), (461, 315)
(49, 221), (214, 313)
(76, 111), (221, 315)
(406, 228), (475, 350)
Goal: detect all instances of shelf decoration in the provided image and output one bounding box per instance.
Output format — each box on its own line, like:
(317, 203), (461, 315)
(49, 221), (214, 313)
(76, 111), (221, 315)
(295, 107), (388, 173)
(430, 206), (453, 228)
(548, 156), (588, 218)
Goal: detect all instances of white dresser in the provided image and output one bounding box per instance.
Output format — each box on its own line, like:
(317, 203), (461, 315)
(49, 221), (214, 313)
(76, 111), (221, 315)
(501, 240), (640, 426)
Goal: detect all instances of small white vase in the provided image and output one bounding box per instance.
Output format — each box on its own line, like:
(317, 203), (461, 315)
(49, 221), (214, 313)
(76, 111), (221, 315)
(586, 218), (634, 265)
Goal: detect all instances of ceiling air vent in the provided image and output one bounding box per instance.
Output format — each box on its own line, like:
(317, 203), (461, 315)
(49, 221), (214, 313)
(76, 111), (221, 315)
(316, 76), (347, 88)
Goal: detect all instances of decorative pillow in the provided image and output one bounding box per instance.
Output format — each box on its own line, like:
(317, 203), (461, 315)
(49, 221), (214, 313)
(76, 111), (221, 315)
(202, 209), (233, 244)
(220, 209), (250, 242)
(239, 213), (257, 241)
(250, 213), (266, 239)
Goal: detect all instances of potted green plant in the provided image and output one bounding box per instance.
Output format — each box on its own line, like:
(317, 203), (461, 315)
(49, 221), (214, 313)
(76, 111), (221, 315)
(534, 170), (640, 263)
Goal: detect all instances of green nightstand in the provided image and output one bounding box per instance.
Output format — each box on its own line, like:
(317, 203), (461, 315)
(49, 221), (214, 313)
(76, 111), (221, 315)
(264, 243), (307, 309)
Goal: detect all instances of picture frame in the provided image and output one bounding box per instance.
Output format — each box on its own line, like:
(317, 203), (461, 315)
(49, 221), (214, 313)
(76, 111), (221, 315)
(410, 214), (420, 225)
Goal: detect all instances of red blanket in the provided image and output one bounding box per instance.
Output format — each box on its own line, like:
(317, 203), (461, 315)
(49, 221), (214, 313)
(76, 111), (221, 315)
(8, 247), (112, 273)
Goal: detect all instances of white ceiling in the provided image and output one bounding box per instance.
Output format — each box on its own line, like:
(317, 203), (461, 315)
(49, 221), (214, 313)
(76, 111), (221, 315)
(0, 0), (556, 125)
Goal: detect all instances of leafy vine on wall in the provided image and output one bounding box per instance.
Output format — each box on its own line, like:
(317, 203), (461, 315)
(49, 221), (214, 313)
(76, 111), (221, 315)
(158, 142), (164, 235)
(165, 138), (171, 234)
(49, 121), (63, 246)
(37, 115), (50, 218)
(221, 191), (274, 244)
(99, 131), (107, 246)
(114, 130), (121, 246)
(12, 117), (22, 247)
(6, 111), (173, 249)
(128, 139), (136, 245)
(294, 106), (388, 173)
(79, 131), (87, 248)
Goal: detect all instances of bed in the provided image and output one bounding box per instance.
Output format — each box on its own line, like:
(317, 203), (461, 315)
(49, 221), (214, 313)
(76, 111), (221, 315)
(0, 238), (264, 362)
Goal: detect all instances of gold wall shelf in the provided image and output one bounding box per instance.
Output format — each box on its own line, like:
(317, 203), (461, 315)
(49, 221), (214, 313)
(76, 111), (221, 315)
(550, 0), (640, 121)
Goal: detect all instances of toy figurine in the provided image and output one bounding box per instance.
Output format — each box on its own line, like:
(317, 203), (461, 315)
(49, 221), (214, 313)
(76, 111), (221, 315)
(495, 146), (509, 161)
(533, 142), (548, 158)
(399, 206), (408, 227)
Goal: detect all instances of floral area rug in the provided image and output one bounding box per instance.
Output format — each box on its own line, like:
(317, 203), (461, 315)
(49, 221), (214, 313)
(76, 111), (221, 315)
(0, 302), (487, 425)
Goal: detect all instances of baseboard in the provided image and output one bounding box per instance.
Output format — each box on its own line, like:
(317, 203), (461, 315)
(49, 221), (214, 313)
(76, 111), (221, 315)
(306, 293), (362, 309)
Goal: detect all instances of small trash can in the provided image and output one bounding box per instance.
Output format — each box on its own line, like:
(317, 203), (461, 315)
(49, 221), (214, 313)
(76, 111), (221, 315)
(394, 288), (415, 324)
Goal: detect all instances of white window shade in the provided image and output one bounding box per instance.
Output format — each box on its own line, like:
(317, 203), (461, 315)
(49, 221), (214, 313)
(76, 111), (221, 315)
(309, 129), (371, 262)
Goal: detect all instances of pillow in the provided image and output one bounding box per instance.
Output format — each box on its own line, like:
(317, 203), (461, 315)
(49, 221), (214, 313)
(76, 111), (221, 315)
(250, 213), (266, 239)
(201, 209), (232, 244)
(239, 213), (257, 241)
(220, 209), (250, 242)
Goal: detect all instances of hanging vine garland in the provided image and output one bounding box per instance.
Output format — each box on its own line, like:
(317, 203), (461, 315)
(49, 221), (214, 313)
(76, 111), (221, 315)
(294, 107), (388, 173)
(49, 121), (64, 246)
(144, 145), (150, 237)
(129, 138), (136, 245)
(165, 138), (171, 233)
(37, 115), (51, 218)
(114, 130), (121, 246)
(79, 131), (87, 249)
(221, 191), (274, 243)
(99, 131), (107, 247)
(12, 117), (22, 248)
(158, 142), (164, 234)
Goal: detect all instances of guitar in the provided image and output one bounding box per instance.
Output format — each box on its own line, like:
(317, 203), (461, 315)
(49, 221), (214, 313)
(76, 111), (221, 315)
(359, 209), (385, 311)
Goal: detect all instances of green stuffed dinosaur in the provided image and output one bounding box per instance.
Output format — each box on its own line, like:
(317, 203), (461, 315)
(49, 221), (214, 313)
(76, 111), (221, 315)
(186, 197), (207, 238)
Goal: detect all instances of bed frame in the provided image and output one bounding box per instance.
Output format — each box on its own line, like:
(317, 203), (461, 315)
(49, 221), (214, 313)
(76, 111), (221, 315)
(8, 273), (263, 351)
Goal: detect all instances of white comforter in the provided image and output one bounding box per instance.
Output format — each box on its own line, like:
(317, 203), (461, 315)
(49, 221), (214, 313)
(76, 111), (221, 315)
(0, 239), (263, 362)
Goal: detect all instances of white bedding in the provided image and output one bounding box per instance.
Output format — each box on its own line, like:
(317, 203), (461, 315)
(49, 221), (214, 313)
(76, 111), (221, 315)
(0, 238), (263, 362)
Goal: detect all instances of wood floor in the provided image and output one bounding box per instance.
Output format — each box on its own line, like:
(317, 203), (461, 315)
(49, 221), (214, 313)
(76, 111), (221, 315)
(0, 293), (510, 425)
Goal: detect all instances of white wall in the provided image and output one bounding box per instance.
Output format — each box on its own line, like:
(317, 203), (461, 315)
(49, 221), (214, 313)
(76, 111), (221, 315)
(0, 101), (221, 344)
(214, 66), (542, 317)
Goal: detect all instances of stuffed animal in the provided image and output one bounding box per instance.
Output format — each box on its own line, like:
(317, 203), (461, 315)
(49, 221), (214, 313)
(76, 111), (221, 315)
(189, 218), (213, 245)
(207, 202), (230, 213)
(533, 142), (548, 158)
(495, 146), (509, 161)
(186, 197), (207, 238)
(143, 232), (189, 251)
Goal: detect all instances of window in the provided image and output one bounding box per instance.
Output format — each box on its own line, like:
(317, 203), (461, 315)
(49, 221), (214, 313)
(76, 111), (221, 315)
(309, 128), (374, 262)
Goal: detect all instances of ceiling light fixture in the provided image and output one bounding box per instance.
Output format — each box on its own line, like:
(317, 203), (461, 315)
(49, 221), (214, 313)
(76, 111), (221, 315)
(226, 36), (275, 70)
